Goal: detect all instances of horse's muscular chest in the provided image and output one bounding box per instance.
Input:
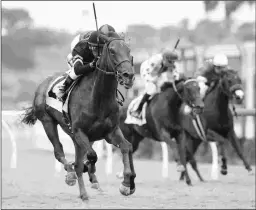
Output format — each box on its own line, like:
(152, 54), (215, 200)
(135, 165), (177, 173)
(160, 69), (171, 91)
(73, 111), (118, 141)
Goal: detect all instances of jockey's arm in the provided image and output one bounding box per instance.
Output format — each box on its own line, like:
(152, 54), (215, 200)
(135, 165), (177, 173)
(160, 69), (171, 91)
(195, 66), (209, 98)
(69, 55), (95, 79)
(195, 66), (209, 84)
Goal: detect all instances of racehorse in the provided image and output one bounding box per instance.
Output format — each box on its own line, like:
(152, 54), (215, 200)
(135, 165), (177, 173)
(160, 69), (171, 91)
(21, 32), (136, 201)
(179, 69), (253, 181)
(118, 77), (204, 186)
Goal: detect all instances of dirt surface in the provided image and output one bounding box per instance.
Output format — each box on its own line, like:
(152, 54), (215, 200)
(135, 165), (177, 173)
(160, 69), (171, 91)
(2, 136), (255, 209)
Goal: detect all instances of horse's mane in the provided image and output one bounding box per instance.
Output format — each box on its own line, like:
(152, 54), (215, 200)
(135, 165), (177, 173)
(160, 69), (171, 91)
(108, 31), (121, 39)
(160, 77), (191, 92)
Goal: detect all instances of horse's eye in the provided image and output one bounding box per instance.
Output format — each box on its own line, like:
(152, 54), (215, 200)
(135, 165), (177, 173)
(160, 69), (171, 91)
(109, 48), (115, 55)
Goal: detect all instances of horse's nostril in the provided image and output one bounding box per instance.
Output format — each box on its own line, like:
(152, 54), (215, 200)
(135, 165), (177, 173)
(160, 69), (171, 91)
(123, 73), (129, 78)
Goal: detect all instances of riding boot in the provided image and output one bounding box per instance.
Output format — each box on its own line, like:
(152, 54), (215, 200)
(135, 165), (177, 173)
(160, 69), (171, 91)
(132, 93), (151, 118)
(59, 75), (74, 102)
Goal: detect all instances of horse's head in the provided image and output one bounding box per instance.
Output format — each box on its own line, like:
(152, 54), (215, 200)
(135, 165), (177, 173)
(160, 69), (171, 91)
(180, 79), (204, 114)
(97, 32), (135, 89)
(220, 69), (244, 102)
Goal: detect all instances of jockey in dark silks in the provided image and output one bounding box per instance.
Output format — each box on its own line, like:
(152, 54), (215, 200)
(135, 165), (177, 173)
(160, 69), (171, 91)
(195, 53), (230, 99)
(59, 24), (116, 101)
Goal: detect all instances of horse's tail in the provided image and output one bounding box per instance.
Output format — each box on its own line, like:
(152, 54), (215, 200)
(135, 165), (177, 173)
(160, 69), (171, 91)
(21, 106), (38, 126)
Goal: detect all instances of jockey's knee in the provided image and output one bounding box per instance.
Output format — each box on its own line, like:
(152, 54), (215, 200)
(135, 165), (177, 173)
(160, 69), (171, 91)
(145, 82), (157, 95)
(69, 67), (79, 80)
(67, 53), (73, 68)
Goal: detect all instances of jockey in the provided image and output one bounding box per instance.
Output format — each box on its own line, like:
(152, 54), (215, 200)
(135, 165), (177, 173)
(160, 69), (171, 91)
(131, 48), (179, 118)
(60, 24), (116, 101)
(67, 24), (116, 68)
(58, 30), (105, 101)
(195, 53), (229, 99)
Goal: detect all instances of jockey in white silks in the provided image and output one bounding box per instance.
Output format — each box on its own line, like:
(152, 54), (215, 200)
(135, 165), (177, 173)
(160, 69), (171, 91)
(131, 48), (179, 118)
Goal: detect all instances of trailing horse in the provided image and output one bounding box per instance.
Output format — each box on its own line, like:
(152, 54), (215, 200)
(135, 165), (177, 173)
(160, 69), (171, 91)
(118, 77), (204, 186)
(21, 32), (136, 201)
(179, 69), (253, 181)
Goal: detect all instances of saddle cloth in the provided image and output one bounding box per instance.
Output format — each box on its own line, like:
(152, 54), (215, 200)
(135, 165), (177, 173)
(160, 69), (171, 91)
(124, 94), (149, 126)
(46, 70), (78, 115)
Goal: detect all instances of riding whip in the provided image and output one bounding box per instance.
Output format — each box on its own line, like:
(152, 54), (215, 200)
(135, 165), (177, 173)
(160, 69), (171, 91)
(173, 38), (180, 50)
(92, 2), (100, 57)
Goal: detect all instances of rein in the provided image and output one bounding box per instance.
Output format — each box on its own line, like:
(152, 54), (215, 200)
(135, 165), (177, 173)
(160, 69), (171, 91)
(171, 78), (198, 108)
(95, 37), (131, 106)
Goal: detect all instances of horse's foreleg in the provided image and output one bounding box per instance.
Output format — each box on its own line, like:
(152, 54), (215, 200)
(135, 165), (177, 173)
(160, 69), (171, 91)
(106, 126), (136, 196)
(176, 131), (192, 186)
(228, 129), (253, 174)
(116, 132), (143, 180)
(73, 128), (96, 201)
(218, 141), (228, 175)
(87, 142), (102, 191)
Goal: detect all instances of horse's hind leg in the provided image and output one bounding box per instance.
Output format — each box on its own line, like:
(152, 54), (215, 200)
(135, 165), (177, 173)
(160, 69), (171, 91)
(228, 129), (253, 174)
(41, 118), (76, 185)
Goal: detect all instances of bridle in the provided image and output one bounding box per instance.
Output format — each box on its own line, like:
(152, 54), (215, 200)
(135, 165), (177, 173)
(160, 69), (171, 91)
(94, 37), (133, 106)
(95, 38), (132, 82)
(218, 72), (243, 117)
(171, 79), (200, 109)
(219, 73), (243, 99)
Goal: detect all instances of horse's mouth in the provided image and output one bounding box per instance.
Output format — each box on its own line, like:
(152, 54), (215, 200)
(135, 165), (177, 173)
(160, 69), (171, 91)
(124, 83), (132, 89)
(120, 80), (133, 89)
(192, 106), (204, 115)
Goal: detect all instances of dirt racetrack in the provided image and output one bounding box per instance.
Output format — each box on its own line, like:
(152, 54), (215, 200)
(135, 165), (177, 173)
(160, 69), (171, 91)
(2, 136), (255, 209)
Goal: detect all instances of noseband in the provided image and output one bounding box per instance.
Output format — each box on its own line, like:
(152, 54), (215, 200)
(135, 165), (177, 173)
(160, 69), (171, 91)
(95, 38), (132, 81)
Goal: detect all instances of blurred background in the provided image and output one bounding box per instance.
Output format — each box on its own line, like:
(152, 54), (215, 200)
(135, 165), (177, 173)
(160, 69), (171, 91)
(1, 1), (255, 164)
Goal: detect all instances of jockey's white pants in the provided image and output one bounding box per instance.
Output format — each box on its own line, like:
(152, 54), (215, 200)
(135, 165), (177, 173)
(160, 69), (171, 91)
(197, 76), (208, 98)
(142, 71), (174, 95)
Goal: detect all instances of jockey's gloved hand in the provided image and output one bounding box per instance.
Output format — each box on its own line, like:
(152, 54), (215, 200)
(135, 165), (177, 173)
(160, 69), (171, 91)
(90, 58), (98, 68)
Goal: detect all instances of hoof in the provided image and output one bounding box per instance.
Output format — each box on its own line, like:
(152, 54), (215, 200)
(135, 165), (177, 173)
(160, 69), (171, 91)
(248, 170), (254, 176)
(221, 169), (228, 175)
(116, 172), (124, 179)
(65, 172), (77, 186)
(186, 180), (192, 186)
(80, 194), (89, 201)
(119, 183), (135, 196)
(91, 182), (100, 190)
(179, 177), (185, 181)
(177, 165), (185, 172)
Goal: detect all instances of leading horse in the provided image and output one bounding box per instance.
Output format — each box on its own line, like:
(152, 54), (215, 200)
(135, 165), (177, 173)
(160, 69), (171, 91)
(21, 32), (136, 201)
(118, 77), (204, 185)
(179, 69), (253, 180)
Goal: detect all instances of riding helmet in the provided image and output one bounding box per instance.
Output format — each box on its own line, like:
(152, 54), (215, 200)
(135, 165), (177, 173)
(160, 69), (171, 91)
(99, 24), (116, 35)
(88, 31), (105, 47)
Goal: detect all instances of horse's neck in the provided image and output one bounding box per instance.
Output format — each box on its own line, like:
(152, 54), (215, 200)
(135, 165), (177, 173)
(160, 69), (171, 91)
(91, 69), (117, 114)
(207, 83), (229, 114)
(165, 87), (183, 114)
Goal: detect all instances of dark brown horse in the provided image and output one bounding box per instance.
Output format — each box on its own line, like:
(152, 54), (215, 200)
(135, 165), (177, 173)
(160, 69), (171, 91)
(21, 32), (136, 201)
(118, 77), (204, 186)
(179, 69), (253, 181)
